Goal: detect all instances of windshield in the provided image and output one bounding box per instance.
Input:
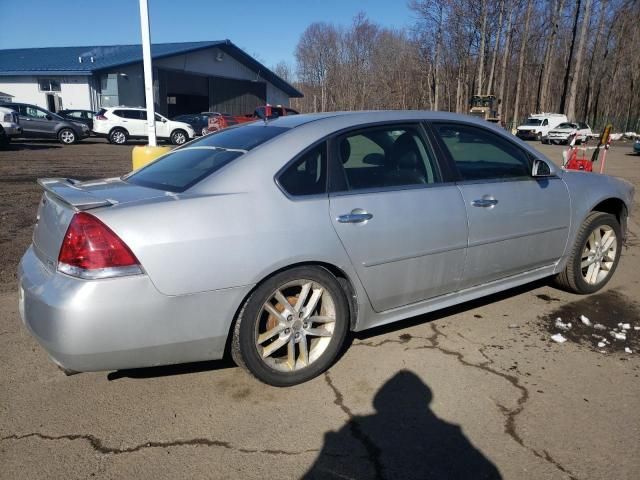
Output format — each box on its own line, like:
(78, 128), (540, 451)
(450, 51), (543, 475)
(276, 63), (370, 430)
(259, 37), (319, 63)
(523, 118), (542, 126)
(555, 123), (577, 129)
(125, 124), (290, 192)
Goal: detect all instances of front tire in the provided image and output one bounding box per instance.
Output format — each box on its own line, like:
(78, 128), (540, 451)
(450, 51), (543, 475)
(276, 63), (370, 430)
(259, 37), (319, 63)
(554, 212), (622, 294)
(201, 127), (208, 136)
(170, 129), (188, 145)
(58, 128), (77, 145)
(231, 266), (349, 386)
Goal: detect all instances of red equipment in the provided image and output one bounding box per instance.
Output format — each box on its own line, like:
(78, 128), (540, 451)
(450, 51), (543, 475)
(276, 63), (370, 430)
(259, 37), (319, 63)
(563, 124), (612, 173)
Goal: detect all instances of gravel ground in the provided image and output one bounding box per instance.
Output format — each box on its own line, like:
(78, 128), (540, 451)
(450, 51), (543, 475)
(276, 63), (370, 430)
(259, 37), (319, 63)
(1, 136), (639, 479)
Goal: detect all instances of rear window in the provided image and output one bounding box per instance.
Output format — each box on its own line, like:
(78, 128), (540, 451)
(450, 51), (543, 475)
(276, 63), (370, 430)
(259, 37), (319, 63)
(189, 124), (288, 150)
(125, 124), (289, 192)
(125, 148), (242, 192)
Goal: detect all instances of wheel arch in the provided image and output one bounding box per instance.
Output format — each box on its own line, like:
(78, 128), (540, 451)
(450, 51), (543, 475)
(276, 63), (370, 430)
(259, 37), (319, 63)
(590, 197), (629, 241)
(223, 260), (360, 358)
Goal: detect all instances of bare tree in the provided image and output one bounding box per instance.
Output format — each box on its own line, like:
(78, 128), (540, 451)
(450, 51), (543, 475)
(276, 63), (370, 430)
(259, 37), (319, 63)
(566, 0), (593, 120)
(512, 0), (534, 129)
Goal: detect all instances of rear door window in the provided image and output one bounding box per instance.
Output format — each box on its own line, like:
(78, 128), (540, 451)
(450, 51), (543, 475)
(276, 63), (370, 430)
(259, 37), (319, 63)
(335, 126), (440, 191)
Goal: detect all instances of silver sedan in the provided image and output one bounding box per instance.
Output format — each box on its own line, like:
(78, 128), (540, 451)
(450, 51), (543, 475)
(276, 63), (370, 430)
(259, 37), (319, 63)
(18, 111), (634, 386)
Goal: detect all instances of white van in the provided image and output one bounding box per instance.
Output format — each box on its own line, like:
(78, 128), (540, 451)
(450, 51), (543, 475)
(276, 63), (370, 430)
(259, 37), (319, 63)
(516, 113), (567, 141)
(0, 106), (22, 148)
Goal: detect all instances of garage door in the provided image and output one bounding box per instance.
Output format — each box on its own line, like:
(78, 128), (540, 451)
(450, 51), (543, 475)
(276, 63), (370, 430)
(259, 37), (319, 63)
(208, 77), (266, 115)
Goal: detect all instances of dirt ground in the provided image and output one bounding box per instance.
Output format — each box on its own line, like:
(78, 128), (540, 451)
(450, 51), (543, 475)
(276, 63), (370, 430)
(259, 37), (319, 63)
(1, 137), (639, 479)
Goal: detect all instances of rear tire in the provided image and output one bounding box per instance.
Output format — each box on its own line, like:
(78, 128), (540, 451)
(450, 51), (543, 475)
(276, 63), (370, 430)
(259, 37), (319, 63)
(554, 212), (622, 294)
(58, 128), (77, 145)
(231, 266), (349, 386)
(108, 128), (128, 145)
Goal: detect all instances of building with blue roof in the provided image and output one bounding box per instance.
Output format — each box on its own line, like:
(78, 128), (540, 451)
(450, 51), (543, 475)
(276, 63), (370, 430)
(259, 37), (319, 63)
(0, 40), (302, 116)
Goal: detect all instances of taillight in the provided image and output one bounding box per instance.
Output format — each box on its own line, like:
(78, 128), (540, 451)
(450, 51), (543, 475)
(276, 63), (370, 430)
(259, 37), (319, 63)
(58, 212), (142, 279)
(95, 114), (107, 120)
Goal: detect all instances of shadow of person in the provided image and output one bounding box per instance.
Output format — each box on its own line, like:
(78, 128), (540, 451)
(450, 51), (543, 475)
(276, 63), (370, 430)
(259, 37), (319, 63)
(304, 370), (501, 480)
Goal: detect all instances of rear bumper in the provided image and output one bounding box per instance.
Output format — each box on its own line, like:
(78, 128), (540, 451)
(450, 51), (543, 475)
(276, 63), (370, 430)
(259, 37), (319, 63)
(18, 246), (251, 372)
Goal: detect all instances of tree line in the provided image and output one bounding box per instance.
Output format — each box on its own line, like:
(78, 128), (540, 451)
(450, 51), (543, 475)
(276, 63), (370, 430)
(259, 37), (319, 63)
(275, 0), (640, 131)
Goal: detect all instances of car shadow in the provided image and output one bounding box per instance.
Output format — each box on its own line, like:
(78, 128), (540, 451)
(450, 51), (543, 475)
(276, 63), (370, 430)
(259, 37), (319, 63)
(303, 370), (502, 479)
(4, 142), (61, 151)
(107, 279), (549, 382)
(107, 357), (235, 381)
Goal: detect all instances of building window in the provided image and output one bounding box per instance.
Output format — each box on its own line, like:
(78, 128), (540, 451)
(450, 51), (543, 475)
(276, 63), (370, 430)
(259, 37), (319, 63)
(38, 78), (61, 92)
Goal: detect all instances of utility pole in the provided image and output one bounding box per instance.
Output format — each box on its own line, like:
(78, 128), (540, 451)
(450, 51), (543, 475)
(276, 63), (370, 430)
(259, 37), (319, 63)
(139, 0), (156, 147)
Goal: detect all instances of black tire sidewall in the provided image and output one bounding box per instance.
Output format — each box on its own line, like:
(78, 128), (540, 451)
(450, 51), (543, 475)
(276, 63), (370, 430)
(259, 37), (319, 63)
(236, 267), (349, 386)
(570, 213), (622, 293)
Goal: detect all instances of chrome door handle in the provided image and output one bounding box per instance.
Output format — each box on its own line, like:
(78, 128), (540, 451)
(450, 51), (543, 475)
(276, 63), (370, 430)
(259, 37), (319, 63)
(471, 198), (498, 208)
(338, 209), (373, 224)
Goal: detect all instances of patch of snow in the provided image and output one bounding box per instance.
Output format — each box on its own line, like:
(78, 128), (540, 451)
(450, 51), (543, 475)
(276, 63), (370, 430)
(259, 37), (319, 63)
(611, 331), (627, 341)
(597, 341), (606, 348)
(580, 315), (591, 326)
(625, 347), (633, 354)
(555, 318), (572, 330)
(551, 333), (567, 343)
(593, 324), (606, 330)
(619, 323), (631, 330)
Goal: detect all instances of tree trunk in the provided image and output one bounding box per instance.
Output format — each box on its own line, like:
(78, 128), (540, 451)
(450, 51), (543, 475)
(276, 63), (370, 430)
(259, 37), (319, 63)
(512, 0), (534, 129)
(486, 0), (505, 95)
(476, 0), (488, 95)
(566, 0), (593, 121)
(539, 0), (565, 111)
(583, 0), (607, 122)
(497, 6), (514, 123)
(560, 0), (582, 114)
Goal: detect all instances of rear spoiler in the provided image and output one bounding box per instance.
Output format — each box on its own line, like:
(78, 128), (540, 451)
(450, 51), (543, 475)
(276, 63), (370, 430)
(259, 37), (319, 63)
(37, 178), (114, 210)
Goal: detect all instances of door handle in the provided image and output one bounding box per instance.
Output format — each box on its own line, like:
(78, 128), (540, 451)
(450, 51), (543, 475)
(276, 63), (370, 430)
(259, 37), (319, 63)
(471, 198), (498, 208)
(338, 209), (373, 224)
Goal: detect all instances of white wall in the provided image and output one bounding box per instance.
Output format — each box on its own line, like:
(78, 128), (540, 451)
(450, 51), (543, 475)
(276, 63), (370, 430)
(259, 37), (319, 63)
(0, 75), (92, 110)
(155, 47), (290, 106)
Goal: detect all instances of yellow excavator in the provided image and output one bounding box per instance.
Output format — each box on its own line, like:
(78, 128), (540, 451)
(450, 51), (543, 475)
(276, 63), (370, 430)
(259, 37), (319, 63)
(469, 95), (500, 123)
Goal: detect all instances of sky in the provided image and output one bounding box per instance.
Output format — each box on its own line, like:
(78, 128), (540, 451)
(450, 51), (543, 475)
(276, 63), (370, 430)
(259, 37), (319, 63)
(0, 0), (414, 69)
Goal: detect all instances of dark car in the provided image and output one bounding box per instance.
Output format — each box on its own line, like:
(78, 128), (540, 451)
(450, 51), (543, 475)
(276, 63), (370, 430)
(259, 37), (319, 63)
(0, 103), (90, 144)
(172, 113), (215, 136)
(58, 109), (97, 131)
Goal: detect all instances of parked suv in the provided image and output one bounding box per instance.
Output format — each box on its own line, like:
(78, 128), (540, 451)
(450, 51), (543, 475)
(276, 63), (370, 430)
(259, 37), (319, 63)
(0, 102), (90, 144)
(93, 107), (195, 145)
(0, 106), (22, 148)
(59, 109), (97, 131)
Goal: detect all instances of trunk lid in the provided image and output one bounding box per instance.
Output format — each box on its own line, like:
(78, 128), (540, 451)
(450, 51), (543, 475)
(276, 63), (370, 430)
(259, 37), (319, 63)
(32, 177), (165, 266)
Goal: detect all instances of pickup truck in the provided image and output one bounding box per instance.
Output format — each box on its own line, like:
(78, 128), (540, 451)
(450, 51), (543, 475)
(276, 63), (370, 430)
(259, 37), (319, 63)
(207, 105), (298, 133)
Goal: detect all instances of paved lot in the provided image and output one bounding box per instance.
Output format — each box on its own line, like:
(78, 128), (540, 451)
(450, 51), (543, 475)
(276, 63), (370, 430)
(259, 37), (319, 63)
(1, 137), (639, 479)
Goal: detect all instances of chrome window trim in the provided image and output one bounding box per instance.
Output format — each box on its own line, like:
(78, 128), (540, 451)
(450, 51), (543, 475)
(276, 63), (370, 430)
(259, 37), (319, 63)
(329, 180), (458, 198)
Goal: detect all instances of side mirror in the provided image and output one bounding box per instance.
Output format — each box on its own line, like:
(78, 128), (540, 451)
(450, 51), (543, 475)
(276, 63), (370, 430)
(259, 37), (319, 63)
(532, 159), (553, 177)
(46, 114), (53, 120)
(162, 118), (167, 123)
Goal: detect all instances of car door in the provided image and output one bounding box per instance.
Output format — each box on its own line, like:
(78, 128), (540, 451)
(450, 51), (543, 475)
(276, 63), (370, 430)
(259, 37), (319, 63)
(328, 124), (468, 312)
(154, 113), (170, 138)
(18, 105), (54, 137)
(431, 122), (570, 288)
(126, 110), (146, 136)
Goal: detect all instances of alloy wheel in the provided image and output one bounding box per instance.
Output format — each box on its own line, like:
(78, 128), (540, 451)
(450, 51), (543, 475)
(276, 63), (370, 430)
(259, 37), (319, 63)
(112, 131), (126, 144)
(255, 279), (337, 372)
(581, 225), (617, 285)
(60, 130), (75, 144)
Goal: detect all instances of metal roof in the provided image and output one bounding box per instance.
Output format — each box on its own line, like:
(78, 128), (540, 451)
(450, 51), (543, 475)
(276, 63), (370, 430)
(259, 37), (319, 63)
(0, 40), (302, 97)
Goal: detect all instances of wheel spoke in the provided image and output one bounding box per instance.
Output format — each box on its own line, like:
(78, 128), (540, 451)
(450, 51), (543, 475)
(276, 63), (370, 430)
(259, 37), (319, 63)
(604, 250), (616, 262)
(305, 327), (332, 337)
(262, 335), (288, 358)
(257, 324), (285, 344)
(602, 235), (615, 251)
(303, 288), (323, 319)
(286, 337), (296, 370)
(294, 282), (312, 312)
(587, 263), (600, 284)
(308, 315), (335, 324)
(593, 228), (602, 246)
(581, 257), (596, 269)
(274, 290), (294, 315)
(263, 302), (286, 323)
(298, 335), (309, 367)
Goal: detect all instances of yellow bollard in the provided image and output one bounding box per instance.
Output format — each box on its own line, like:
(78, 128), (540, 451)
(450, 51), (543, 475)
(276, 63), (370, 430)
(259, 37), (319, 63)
(131, 145), (172, 170)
